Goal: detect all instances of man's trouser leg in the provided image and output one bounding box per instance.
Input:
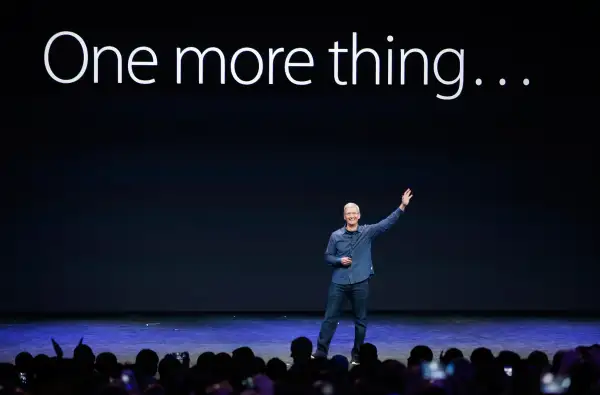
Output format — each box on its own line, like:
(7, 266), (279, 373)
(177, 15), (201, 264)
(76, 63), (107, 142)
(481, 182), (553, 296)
(349, 279), (369, 361)
(315, 282), (346, 357)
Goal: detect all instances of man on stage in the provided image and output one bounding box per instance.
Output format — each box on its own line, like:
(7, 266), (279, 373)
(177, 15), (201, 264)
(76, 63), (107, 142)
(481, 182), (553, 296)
(314, 188), (413, 364)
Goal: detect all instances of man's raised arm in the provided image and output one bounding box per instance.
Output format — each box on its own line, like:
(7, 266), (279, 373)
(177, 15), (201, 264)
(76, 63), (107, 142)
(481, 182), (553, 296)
(367, 188), (413, 237)
(367, 208), (403, 237)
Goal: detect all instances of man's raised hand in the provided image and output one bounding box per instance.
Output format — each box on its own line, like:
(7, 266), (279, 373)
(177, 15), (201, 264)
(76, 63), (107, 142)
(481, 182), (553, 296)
(400, 188), (413, 210)
(402, 188), (413, 205)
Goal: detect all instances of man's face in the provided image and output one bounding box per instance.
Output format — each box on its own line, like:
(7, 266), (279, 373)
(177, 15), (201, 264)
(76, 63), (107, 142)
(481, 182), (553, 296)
(344, 207), (360, 226)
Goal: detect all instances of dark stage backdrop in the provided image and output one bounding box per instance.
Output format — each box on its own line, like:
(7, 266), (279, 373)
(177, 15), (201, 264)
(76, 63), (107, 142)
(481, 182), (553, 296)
(5, 17), (597, 313)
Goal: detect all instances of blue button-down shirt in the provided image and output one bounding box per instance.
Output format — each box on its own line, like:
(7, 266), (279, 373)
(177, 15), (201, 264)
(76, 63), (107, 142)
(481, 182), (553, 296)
(324, 208), (404, 284)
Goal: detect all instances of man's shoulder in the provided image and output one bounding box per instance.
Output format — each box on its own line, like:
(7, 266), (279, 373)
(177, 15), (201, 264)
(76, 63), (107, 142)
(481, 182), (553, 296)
(331, 228), (345, 237)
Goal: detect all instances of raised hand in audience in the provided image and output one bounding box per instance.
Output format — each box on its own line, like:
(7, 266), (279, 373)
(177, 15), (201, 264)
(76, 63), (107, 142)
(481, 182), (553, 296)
(51, 338), (63, 359)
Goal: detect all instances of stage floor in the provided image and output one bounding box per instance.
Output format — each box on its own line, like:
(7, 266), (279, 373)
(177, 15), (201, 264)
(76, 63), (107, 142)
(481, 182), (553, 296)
(1, 315), (599, 364)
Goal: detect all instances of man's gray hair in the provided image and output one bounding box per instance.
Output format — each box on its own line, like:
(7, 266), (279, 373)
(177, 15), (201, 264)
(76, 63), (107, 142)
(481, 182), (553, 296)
(344, 202), (360, 214)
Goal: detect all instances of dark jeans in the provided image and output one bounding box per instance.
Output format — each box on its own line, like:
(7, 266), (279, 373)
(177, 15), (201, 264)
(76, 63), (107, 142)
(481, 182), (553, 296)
(316, 279), (369, 359)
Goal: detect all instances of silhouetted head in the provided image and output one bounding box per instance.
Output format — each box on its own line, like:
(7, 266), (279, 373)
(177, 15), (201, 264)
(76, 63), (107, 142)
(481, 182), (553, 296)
(14, 352), (34, 373)
(496, 350), (521, 369)
(135, 349), (159, 377)
(359, 343), (378, 364)
(344, 203), (361, 230)
(232, 347), (255, 365)
(440, 348), (463, 365)
(212, 352), (233, 382)
(379, 359), (406, 394)
(470, 347), (494, 366)
(158, 354), (180, 382)
(96, 352), (119, 378)
(330, 354), (349, 372)
(265, 357), (287, 381)
(527, 350), (549, 370)
(290, 336), (313, 362)
(408, 345), (433, 367)
(74, 344), (95, 370)
(196, 351), (215, 371)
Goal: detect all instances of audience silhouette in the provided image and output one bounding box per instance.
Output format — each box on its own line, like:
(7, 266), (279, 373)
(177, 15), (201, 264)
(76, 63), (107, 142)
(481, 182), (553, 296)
(1, 336), (598, 394)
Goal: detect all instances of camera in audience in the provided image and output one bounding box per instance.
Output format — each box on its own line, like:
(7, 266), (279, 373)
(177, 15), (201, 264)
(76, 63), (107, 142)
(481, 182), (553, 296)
(421, 361), (454, 381)
(171, 351), (190, 365)
(541, 372), (571, 394)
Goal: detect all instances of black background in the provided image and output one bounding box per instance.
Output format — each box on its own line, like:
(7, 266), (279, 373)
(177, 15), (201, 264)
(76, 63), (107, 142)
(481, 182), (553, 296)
(6, 13), (597, 314)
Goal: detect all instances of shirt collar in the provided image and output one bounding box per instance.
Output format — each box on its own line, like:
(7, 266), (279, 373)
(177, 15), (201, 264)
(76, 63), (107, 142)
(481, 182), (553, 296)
(343, 225), (362, 234)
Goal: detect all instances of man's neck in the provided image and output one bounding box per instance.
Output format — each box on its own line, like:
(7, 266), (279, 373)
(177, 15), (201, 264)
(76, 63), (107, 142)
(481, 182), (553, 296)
(346, 224), (358, 232)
